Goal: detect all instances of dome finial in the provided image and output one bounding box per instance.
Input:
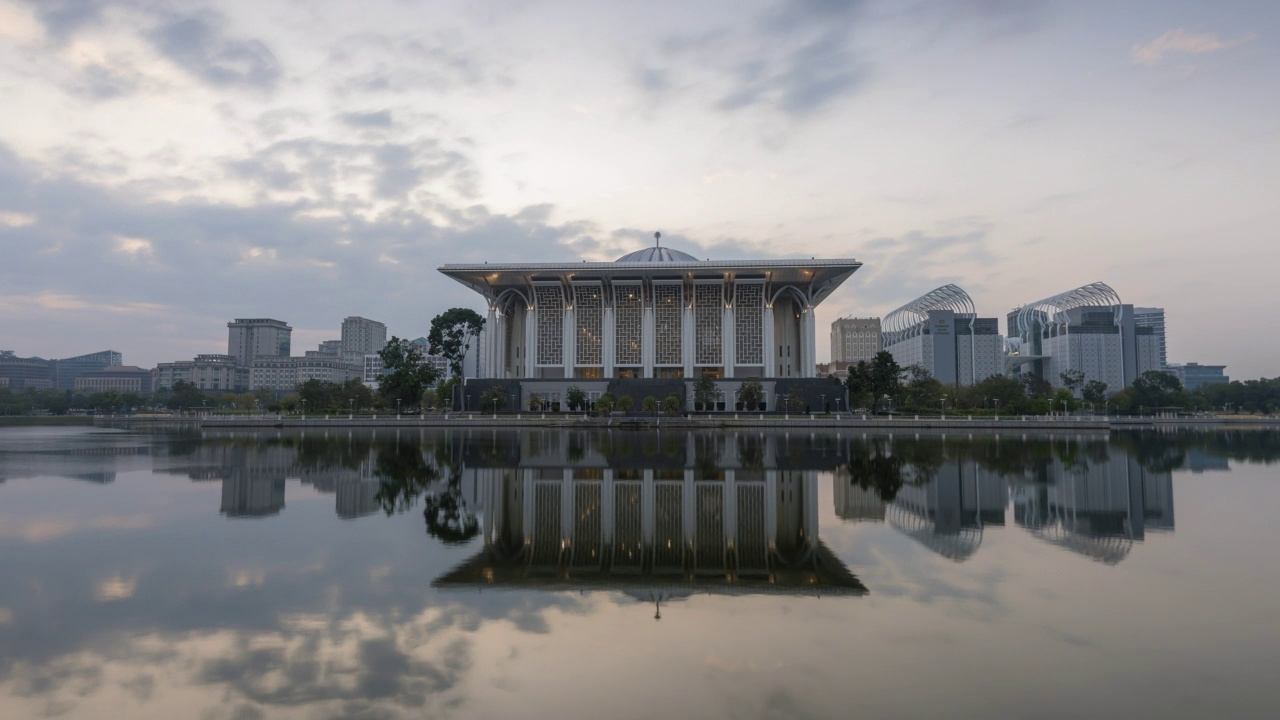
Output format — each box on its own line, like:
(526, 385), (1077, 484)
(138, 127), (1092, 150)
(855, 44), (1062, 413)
(654, 231), (661, 248)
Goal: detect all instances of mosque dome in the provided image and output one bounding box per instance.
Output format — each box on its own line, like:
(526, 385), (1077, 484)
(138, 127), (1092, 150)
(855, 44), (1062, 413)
(615, 232), (700, 262)
(615, 246), (700, 263)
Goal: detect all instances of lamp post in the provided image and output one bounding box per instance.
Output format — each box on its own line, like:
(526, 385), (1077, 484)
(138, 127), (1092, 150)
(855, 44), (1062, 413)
(994, 398), (1000, 419)
(349, 398), (354, 419)
(940, 394), (948, 418)
(301, 398), (306, 419)
(396, 398), (401, 419)
(820, 393), (826, 414)
(1061, 399), (1069, 417)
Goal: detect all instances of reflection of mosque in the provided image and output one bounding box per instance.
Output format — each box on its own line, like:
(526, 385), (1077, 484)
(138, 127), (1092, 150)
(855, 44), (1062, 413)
(835, 443), (1175, 565)
(436, 464), (866, 597)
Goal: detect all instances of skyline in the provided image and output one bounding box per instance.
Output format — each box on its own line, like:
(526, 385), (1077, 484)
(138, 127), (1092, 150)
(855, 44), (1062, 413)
(1, 1), (1277, 376)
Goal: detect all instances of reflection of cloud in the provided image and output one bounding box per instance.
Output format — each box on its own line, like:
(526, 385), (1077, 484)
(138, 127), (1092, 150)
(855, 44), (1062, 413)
(1, 514), (153, 542)
(1132, 29), (1254, 65)
(0, 607), (13, 625)
(95, 574), (137, 602)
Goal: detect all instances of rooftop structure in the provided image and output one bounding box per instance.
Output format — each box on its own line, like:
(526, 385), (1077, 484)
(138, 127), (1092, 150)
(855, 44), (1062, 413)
(1008, 282), (1160, 392)
(881, 284), (1003, 386)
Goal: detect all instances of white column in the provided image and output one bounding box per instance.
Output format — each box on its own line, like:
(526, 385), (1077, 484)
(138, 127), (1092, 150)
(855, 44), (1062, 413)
(642, 301), (655, 378)
(494, 311), (507, 378)
(723, 305), (735, 378)
(603, 306), (615, 378)
(563, 307), (575, 379)
(802, 308), (816, 378)
(485, 306), (497, 378)
(763, 306), (776, 378)
(683, 306), (695, 378)
(524, 307), (536, 378)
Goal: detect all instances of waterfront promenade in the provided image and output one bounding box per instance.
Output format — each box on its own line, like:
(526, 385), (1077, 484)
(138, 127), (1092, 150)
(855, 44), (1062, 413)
(185, 412), (1278, 432)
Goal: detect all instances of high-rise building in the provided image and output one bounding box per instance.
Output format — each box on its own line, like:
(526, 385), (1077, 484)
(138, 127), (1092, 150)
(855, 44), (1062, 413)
(0, 351), (53, 389)
(341, 317), (387, 366)
(882, 286), (1004, 386)
(1133, 307), (1167, 369)
(52, 350), (122, 389)
(1008, 283), (1161, 393)
(227, 319), (292, 366)
(830, 317), (881, 363)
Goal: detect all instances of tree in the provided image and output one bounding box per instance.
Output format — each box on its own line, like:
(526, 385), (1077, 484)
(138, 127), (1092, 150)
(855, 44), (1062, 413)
(662, 393), (682, 416)
(527, 392), (546, 411)
(165, 380), (205, 411)
(693, 377), (717, 410)
(738, 379), (764, 411)
(1060, 369), (1086, 396)
(1051, 388), (1076, 413)
(565, 385), (587, 412)
(427, 308), (485, 379)
(616, 395), (634, 412)
(845, 361), (872, 409)
(377, 336), (440, 409)
(1020, 373), (1053, 398)
(642, 395), (659, 413)
(869, 351), (901, 404)
(480, 385), (507, 413)
(1082, 380), (1109, 406)
(595, 393), (616, 413)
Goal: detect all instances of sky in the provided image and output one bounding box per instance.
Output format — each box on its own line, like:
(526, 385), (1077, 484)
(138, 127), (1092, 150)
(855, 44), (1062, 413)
(0, 0), (1277, 378)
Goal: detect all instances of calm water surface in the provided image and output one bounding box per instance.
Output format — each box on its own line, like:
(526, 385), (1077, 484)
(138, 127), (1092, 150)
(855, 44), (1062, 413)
(1, 424), (1278, 719)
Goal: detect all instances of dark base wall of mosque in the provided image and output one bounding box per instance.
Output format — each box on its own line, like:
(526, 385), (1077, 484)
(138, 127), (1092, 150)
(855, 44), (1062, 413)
(459, 377), (847, 413)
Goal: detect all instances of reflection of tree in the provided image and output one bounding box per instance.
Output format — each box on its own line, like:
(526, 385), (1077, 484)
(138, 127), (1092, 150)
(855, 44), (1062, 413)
(844, 440), (906, 502)
(373, 439), (439, 514)
(371, 437), (479, 545)
(422, 441), (479, 545)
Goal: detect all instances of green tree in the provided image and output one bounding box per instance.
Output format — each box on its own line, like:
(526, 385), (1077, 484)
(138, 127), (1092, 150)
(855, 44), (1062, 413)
(737, 379), (765, 411)
(1082, 380), (1109, 406)
(595, 392), (616, 413)
(1060, 368), (1086, 396)
(427, 308), (485, 379)
(165, 380), (205, 411)
(845, 361), (872, 409)
(1051, 388), (1077, 413)
(1020, 373), (1053, 398)
(616, 395), (634, 412)
(565, 385), (587, 412)
(480, 385), (508, 413)
(377, 336), (440, 409)
(527, 392), (545, 411)
(642, 395), (659, 413)
(693, 377), (717, 410)
(662, 393), (683, 416)
(869, 351), (902, 405)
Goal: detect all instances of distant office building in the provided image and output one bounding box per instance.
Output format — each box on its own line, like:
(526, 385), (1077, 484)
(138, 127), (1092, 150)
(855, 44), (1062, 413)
(74, 366), (153, 393)
(1007, 283), (1160, 392)
(1133, 307), (1167, 369)
(318, 339), (343, 356)
(191, 354), (248, 392)
(250, 356), (358, 393)
(1167, 363), (1228, 391)
(362, 354), (386, 385)
(882, 285), (1004, 386)
(52, 350), (122, 389)
(0, 351), (53, 389)
(153, 360), (193, 390)
(341, 316), (387, 366)
(830, 317), (881, 364)
(227, 319), (292, 366)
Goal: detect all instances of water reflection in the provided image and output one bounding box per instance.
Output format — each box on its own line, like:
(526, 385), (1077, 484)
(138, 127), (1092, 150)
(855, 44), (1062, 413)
(2, 425), (1280, 719)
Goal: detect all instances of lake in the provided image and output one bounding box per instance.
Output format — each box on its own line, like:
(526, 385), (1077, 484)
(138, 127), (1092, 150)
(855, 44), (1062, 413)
(1, 424), (1278, 719)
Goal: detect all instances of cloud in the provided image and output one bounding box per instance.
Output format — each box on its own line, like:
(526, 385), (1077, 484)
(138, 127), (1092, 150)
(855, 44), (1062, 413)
(1131, 29), (1254, 66)
(147, 12), (282, 90)
(19, 0), (107, 42)
(338, 110), (395, 129)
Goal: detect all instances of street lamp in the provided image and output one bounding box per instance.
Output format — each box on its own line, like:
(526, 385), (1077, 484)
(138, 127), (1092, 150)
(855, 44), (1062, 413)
(349, 398), (354, 419)
(993, 398), (1001, 418)
(396, 398), (401, 418)
(940, 394), (948, 418)
(820, 393), (826, 413)
(1061, 399), (1069, 416)
(301, 398), (306, 418)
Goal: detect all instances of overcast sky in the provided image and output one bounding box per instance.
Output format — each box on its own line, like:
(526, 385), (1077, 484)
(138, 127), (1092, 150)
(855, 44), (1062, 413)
(1, 0), (1277, 377)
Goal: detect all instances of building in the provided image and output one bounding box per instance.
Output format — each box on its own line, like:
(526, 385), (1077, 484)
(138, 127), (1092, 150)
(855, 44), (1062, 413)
(0, 351), (53, 389)
(52, 350), (122, 389)
(830, 317), (881, 364)
(1167, 363), (1229, 391)
(318, 339), (343, 357)
(341, 316), (387, 366)
(1007, 283), (1160, 393)
(1133, 307), (1167, 369)
(153, 360), (194, 390)
(74, 366), (153, 393)
(250, 356), (358, 394)
(227, 319), (292, 366)
(438, 235), (861, 411)
(882, 285), (1004, 386)
(191, 354), (248, 392)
